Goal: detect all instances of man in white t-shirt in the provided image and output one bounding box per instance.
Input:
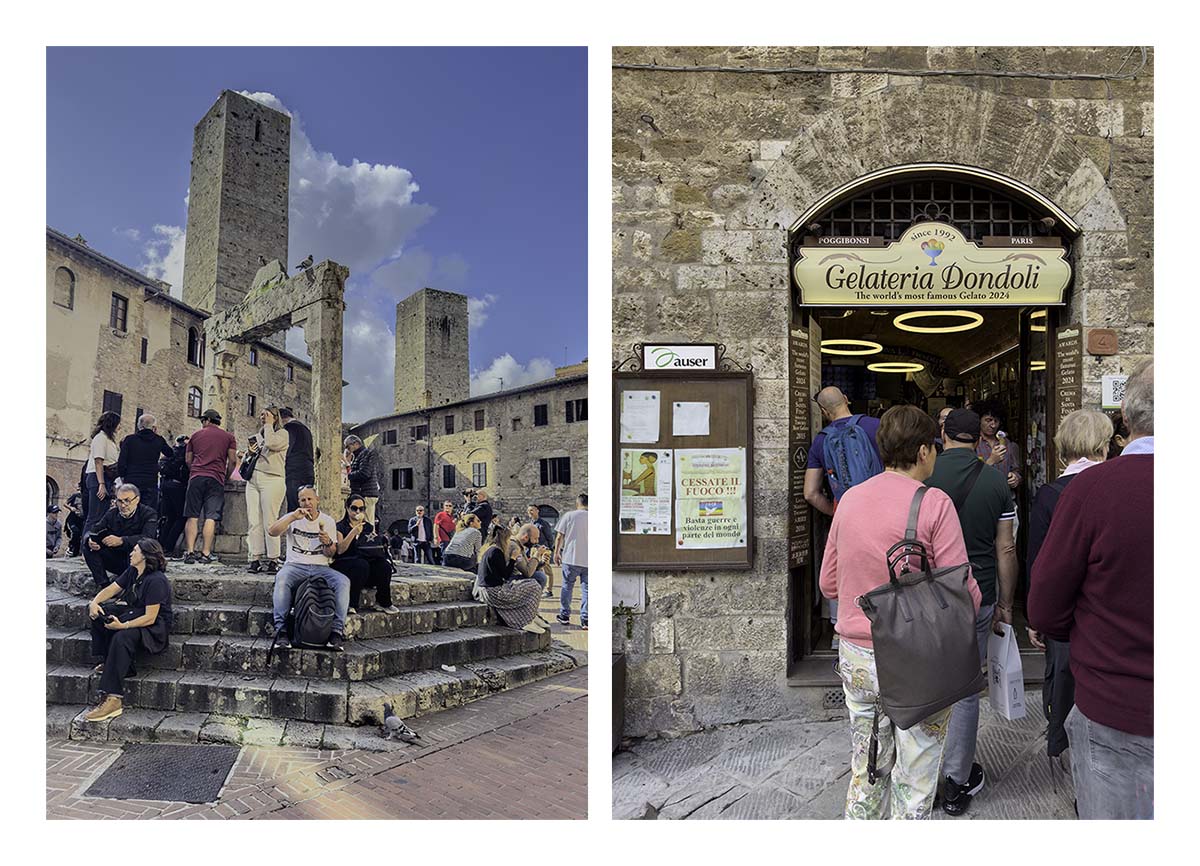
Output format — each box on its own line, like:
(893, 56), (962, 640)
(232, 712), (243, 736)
(267, 485), (351, 650)
(552, 492), (588, 629)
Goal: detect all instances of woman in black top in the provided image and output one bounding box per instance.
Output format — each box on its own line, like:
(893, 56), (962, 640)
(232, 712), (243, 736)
(84, 537), (173, 722)
(332, 494), (398, 615)
(475, 525), (545, 633)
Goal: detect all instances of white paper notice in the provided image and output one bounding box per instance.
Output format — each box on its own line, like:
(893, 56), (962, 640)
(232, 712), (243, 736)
(621, 391), (661, 443)
(673, 401), (710, 437)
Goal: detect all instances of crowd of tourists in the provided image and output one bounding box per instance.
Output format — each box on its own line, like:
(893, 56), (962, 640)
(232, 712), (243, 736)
(811, 363), (1153, 821)
(55, 405), (588, 724)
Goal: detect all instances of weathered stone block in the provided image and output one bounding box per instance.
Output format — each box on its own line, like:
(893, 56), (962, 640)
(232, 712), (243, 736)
(108, 709), (168, 742)
(125, 670), (181, 711)
(154, 712), (206, 743)
(676, 265), (726, 293)
(199, 716), (244, 745)
(281, 720), (326, 748)
(304, 680), (349, 724)
(626, 654), (682, 699)
(242, 717), (286, 747)
(701, 230), (754, 265)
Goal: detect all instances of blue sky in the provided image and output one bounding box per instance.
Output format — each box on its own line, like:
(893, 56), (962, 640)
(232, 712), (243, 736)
(47, 46), (587, 421)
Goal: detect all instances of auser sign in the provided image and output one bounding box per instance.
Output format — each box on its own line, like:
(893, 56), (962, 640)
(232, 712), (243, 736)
(643, 344), (717, 370)
(793, 223), (1071, 306)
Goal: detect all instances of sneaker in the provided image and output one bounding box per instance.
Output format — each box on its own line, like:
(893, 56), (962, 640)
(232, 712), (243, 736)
(381, 605), (400, 615)
(84, 695), (123, 722)
(555, 613), (571, 625)
(522, 620), (547, 634)
(942, 762), (985, 816)
(347, 607), (357, 616)
(196, 553), (217, 564)
(248, 560), (263, 574)
(580, 621), (588, 630)
(269, 624), (289, 648)
(327, 633), (346, 651)
(265, 559), (281, 575)
(543, 589), (554, 598)
(183, 551), (197, 564)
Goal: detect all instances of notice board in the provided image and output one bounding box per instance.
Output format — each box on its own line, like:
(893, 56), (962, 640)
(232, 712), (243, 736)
(613, 362), (754, 571)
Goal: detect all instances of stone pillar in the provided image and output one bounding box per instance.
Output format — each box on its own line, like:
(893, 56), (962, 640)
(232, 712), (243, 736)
(295, 297), (345, 506)
(202, 339), (244, 432)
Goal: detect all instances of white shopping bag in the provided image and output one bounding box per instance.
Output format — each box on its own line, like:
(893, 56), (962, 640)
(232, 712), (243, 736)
(987, 622), (1027, 721)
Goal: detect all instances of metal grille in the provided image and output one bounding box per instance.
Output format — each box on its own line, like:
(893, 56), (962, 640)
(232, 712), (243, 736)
(803, 178), (1048, 247)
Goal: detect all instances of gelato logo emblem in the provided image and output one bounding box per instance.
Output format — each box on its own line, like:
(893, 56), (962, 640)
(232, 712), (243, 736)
(920, 238), (945, 266)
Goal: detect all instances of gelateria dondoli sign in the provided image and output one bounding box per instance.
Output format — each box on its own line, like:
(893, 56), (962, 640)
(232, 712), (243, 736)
(793, 223), (1071, 306)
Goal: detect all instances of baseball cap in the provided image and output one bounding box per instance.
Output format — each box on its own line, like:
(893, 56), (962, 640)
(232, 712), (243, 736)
(47, 504), (61, 514)
(176, 434), (189, 443)
(944, 408), (981, 443)
(200, 409), (222, 422)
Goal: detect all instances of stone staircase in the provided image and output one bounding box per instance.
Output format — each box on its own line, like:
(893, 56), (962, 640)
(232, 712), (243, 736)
(46, 559), (584, 750)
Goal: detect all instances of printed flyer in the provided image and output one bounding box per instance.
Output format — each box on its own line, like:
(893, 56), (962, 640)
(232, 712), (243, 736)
(674, 448), (747, 549)
(619, 449), (672, 534)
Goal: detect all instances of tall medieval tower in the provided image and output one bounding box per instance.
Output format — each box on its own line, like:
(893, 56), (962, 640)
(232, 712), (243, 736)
(181, 90), (290, 347)
(394, 289), (471, 414)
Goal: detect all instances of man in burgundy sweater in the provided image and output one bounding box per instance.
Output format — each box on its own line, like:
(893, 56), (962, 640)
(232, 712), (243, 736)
(1028, 359), (1153, 819)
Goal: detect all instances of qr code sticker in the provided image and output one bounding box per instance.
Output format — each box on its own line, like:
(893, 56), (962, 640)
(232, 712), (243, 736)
(1111, 378), (1127, 403)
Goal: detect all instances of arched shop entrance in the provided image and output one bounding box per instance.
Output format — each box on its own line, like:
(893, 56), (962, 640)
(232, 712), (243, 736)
(787, 163), (1081, 674)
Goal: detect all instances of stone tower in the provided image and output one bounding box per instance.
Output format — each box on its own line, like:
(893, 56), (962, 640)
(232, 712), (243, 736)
(394, 289), (470, 413)
(181, 90), (290, 340)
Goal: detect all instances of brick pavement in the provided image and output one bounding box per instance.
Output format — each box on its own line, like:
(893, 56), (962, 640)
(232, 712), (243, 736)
(48, 666), (587, 820)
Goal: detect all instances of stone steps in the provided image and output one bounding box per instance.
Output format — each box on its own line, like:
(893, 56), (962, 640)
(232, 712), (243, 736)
(47, 624), (549, 682)
(47, 647), (584, 748)
(47, 588), (491, 641)
(46, 559), (474, 606)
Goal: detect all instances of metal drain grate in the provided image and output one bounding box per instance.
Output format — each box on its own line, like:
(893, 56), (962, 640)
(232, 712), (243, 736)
(822, 689), (846, 710)
(85, 743), (240, 803)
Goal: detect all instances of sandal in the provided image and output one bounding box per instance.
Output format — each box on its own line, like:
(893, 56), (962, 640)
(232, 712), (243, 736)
(92, 663), (104, 674)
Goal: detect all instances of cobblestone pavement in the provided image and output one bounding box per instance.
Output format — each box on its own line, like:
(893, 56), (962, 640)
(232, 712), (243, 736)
(48, 667), (587, 820)
(613, 689), (1076, 820)
(541, 584), (587, 652)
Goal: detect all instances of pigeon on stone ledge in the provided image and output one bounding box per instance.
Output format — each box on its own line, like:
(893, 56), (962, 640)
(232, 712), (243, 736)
(381, 703), (422, 743)
(258, 254), (268, 266)
(296, 254), (314, 270)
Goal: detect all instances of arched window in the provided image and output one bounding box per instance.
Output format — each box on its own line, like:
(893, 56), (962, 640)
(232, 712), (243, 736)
(53, 267), (75, 309)
(187, 386), (202, 418)
(537, 504), (560, 529)
(187, 327), (205, 367)
(47, 477), (60, 511)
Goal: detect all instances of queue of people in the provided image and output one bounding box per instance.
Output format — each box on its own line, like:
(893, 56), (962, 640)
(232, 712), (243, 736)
(815, 362), (1153, 821)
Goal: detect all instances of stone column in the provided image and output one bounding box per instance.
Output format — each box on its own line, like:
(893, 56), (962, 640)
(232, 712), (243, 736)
(202, 339), (244, 432)
(295, 297), (345, 506)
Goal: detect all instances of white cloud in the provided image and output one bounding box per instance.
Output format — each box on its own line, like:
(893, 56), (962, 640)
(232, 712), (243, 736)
(114, 227), (141, 242)
(470, 354), (556, 397)
(340, 308), (397, 422)
(141, 224), (186, 295)
(467, 293), (498, 331)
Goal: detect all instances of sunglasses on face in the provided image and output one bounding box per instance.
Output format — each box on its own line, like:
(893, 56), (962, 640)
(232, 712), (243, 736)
(349, 506), (366, 513)
(116, 497), (137, 505)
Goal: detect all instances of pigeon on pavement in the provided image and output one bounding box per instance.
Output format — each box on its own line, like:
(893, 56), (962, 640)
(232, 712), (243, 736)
(381, 702), (423, 743)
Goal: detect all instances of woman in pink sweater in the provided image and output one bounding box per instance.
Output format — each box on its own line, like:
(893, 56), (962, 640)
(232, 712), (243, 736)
(820, 405), (980, 819)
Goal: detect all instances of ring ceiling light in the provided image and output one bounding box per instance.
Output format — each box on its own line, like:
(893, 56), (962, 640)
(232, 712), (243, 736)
(868, 361), (925, 373)
(1030, 310), (1047, 333)
(821, 339), (884, 356)
(893, 310), (984, 334)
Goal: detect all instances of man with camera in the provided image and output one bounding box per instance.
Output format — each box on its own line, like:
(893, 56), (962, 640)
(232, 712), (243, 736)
(467, 488), (494, 534)
(267, 485), (350, 651)
(512, 523), (551, 591)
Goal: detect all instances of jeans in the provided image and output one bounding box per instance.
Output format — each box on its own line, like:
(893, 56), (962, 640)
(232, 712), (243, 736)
(838, 639), (951, 819)
(560, 564), (588, 624)
(272, 562), (350, 635)
(531, 569), (548, 591)
(1066, 705), (1154, 819)
(412, 541), (433, 564)
(83, 473), (108, 536)
(942, 602), (994, 786)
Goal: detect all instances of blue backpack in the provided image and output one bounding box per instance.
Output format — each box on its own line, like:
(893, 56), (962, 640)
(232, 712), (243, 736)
(821, 415), (883, 503)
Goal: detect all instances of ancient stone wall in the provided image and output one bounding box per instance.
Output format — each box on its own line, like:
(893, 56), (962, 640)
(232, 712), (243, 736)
(612, 46), (1153, 737)
(354, 374), (589, 530)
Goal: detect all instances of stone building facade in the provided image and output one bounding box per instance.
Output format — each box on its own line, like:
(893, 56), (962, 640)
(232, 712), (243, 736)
(45, 232), (315, 509)
(353, 289), (588, 531)
(611, 46), (1153, 737)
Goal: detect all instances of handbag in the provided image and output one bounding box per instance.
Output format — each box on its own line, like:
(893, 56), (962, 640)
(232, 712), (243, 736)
(856, 485), (984, 782)
(238, 450), (260, 481)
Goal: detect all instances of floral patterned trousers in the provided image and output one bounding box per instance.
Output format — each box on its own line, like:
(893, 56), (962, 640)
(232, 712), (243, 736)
(837, 639), (951, 819)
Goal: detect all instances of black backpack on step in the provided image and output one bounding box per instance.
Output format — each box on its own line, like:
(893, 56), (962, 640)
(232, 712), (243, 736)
(266, 575), (337, 664)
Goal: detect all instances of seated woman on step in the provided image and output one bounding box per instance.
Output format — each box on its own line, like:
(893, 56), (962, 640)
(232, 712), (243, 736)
(83, 538), (174, 723)
(441, 512), (483, 572)
(331, 493), (399, 616)
(474, 525), (545, 634)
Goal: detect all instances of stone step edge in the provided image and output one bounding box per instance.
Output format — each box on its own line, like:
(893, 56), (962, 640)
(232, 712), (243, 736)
(46, 597), (492, 639)
(47, 648), (584, 752)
